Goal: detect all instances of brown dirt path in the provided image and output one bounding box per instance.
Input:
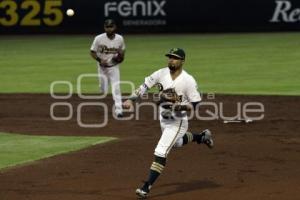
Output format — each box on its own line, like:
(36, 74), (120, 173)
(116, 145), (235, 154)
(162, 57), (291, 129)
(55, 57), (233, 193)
(0, 94), (300, 200)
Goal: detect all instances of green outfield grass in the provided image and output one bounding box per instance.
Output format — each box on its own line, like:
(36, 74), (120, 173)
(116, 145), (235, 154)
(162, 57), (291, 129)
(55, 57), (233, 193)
(0, 132), (116, 170)
(0, 33), (299, 95)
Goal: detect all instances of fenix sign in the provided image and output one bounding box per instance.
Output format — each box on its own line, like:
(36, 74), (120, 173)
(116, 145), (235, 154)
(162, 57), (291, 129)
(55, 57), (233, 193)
(104, 0), (166, 17)
(270, 0), (300, 22)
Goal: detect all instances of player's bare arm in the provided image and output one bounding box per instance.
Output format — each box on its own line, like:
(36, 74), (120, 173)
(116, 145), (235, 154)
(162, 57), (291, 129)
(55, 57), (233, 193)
(123, 83), (149, 109)
(90, 50), (103, 63)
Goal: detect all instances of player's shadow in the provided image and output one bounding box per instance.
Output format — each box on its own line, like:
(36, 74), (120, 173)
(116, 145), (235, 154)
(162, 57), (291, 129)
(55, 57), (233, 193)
(152, 179), (222, 198)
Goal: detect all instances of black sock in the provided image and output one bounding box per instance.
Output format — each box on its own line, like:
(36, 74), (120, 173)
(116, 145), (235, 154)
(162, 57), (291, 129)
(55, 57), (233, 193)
(192, 133), (202, 142)
(182, 132), (195, 145)
(182, 134), (188, 145)
(143, 156), (166, 191)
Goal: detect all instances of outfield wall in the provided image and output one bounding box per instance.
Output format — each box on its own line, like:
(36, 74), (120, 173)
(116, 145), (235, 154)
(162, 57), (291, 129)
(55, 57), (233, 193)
(1, 0), (300, 34)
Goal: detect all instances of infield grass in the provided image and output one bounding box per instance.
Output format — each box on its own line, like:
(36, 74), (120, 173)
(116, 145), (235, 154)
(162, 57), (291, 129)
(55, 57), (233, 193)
(0, 132), (116, 170)
(0, 33), (299, 95)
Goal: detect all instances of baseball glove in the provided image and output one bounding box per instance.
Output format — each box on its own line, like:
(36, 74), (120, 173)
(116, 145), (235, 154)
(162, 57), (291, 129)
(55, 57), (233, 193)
(159, 88), (179, 104)
(112, 51), (124, 64)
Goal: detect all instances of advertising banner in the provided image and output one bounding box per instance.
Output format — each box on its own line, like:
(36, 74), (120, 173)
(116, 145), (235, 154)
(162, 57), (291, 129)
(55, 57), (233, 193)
(1, 0), (300, 34)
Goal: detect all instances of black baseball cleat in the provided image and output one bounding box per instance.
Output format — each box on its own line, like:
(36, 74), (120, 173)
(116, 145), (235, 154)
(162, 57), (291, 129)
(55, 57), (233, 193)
(135, 188), (148, 199)
(114, 111), (123, 119)
(117, 113), (123, 118)
(198, 129), (214, 148)
(136, 182), (151, 199)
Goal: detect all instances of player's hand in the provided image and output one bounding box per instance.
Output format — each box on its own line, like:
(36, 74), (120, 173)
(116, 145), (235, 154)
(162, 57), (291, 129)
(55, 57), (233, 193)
(100, 60), (109, 67)
(123, 99), (133, 109)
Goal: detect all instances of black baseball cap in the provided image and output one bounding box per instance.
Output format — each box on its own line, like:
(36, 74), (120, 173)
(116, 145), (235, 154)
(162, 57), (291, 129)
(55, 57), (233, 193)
(104, 19), (116, 27)
(165, 48), (185, 60)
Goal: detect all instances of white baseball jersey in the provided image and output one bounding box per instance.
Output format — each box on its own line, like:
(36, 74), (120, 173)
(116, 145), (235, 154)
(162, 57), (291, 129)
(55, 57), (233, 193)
(142, 67), (202, 158)
(90, 33), (125, 67)
(145, 67), (201, 119)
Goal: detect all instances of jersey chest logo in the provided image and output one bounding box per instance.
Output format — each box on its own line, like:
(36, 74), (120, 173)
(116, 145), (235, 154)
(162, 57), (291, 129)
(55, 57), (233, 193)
(156, 83), (183, 102)
(98, 45), (118, 54)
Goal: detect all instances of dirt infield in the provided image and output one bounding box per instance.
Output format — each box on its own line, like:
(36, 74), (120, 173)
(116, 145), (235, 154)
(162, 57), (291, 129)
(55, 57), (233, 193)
(0, 94), (300, 200)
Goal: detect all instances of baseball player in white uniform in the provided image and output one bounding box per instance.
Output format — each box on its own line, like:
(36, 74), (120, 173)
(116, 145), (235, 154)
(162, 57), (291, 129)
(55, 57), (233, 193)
(90, 19), (125, 117)
(123, 48), (214, 198)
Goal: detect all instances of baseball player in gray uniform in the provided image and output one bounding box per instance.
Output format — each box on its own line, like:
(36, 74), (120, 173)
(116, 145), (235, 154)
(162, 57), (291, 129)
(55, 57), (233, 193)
(123, 48), (214, 198)
(90, 19), (125, 117)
